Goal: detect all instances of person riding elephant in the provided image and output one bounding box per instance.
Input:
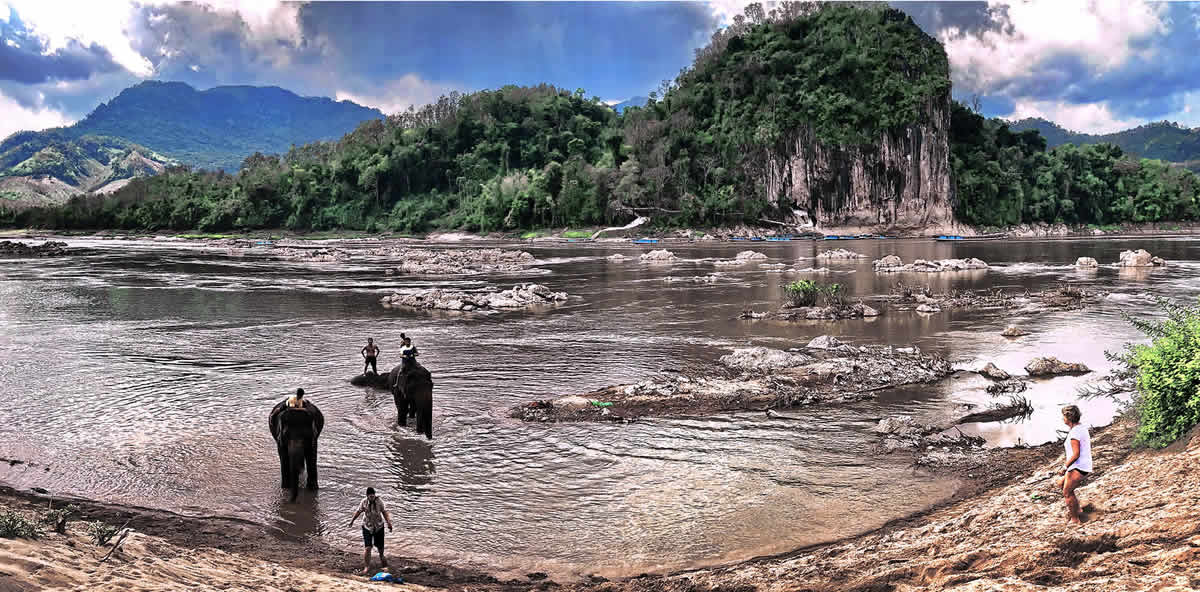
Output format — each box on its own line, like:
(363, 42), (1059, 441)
(269, 388), (324, 500)
(387, 356), (433, 439)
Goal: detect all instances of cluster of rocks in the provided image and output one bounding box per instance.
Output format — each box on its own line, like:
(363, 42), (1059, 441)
(874, 255), (989, 273)
(380, 283), (568, 312)
(887, 284), (1101, 316)
(1075, 257), (1099, 268)
(765, 266), (833, 274)
(665, 274), (724, 284)
(744, 302), (880, 321)
(817, 249), (867, 260)
(873, 416), (986, 454)
(0, 240), (70, 256)
(714, 250), (768, 265)
(606, 254), (628, 261)
(1001, 325), (1030, 337)
(369, 247), (535, 274)
(1117, 249), (1166, 267)
(270, 246), (353, 262)
(640, 249), (678, 262)
(512, 336), (955, 423)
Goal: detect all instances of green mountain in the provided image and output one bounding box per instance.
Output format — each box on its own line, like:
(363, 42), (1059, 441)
(0, 81), (383, 207)
(1008, 117), (1200, 171)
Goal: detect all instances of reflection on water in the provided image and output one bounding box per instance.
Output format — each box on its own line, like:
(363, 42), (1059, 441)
(1, 236), (1198, 579)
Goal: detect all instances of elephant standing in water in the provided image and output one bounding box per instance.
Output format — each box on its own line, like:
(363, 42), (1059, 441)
(388, 357), (433, 439)
(269, 393), (324, 501)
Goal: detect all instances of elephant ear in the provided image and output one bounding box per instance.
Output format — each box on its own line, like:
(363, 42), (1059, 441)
(308, 402), (324, 437)
(269, 400), (286, 440)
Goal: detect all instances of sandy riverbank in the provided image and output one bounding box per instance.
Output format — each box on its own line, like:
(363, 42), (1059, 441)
(6, 419), (1181, 591)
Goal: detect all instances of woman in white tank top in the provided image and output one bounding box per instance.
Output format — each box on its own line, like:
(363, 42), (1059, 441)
(1060, 405), (1092, 525)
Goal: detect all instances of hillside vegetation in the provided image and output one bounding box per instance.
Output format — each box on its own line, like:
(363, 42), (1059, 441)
(4, 2), (1200, 232)
(1009, 118), (1200, 172)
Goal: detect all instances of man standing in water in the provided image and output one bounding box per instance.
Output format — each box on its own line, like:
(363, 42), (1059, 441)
(361, 338), (381, 376)
(1060, 405), (1093, 525)
(349, 487), (393, 575)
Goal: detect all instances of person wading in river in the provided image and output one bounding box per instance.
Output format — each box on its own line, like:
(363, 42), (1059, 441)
(361, 338), (381, 376)
(349, 486), (393, 574)
(1059, 405), (1093, 525)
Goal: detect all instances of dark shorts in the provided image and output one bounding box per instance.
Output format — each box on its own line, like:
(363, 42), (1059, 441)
(1069, 468), (1090, 476)
(362, 526), (385, 550)
(365, 356), (378, 371)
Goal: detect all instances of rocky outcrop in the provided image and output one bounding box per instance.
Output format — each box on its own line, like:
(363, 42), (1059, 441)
(979, 363), (1011, 381)
(380, 283), (567, 312)
(1075, 256), (1099, 268)
(664, 273), (723, 284)
(606, 254), (628, 261)
(0, 240), (70, 256)
(874, 256), (988, 273)
(916, 303), (942, 313)
(367, 247), (534, 274)
(873, 417), (985, 454)
(806, 335), (845, 349)
(272, 246), (351, 262)
(640, 249), (677, 262)
(1001, 325), (1030, 337)
(714, 250), (767, 265)
(1117, 249), (1166, 267)
(1025, 357), (1091, 376)
(513, 341), (954, 423)
(763, 96), (953, 229)
(742, 302), (879, 321)
(817, 248), (867, 259)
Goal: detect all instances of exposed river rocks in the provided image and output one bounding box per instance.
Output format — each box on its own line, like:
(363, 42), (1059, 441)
(874, 255), (989, 272)
(817, 248), (867, 260)
(639, 249), (677, 262)
(256, 242), (540, 274)
(380, 283), (568, 312)
(713, 250), (768, 265)
(0, 240), (71, 256)
(511, 338), (953, 423)
(1025, 356), (1092, 376)
(1117, 248), (1167, 267)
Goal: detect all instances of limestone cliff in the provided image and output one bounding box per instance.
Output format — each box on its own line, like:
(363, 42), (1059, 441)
(764, 94), (953, 230)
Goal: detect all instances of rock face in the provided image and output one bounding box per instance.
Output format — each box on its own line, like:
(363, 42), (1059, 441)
(0, 240), (69, 256)
(640, 249), (677, 262)
(979, 363), (1011, 381)
(874, 256), (988, 273)
(1075, 257), (1099, 268)
(1117, 249), (1166, 267)
(380, 283), (567, 312)
(1024, 357), (1091, 376)
(1001, 325), (1030, 337)
(817, 248), (867, 259)
(763, 97), (953, 229)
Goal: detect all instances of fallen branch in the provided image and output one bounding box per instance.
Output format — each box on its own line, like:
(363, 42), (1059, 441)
(99, 518), (133, 563)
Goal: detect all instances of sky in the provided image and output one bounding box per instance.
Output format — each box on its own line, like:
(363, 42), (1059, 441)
(1, 0), (1199, 141)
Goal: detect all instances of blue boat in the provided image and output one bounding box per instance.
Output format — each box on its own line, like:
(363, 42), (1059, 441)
(731, 237), (748, 241)
(632, 238), (659, 244)
(765, 237), (792, 242)
(935, 235), (964, 241)
(749, 237), (765, 241)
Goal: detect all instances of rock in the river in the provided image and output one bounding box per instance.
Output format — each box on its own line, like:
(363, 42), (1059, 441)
(1024, 357), (1092, 376)
(1000, 325), (1030, 337)
(640, 249), (677, 262)
(377, 247), (534, 274)
(719, 347), (814, 372)
(979, 363), (1011, 381)
(1075, 257), (1099, 268)
(817, 249), (866, 260)
(0, 240), (70, 257)
(606, 254), (628, 261)
(806, 335), (845, 349)
(380, 283), (568, 312)
(873, 256), (988, 273)
(715, 250), (768, 265)
(916, 303), (942, 313)
(1117, 249), (1166, 267)
(273, 246), (351, 262)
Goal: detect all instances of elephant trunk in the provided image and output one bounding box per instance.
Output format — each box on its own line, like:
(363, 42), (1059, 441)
(287, 439), (304, 501)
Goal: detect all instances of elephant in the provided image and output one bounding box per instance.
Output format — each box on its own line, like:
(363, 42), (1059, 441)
(269, 398), (324, 501)
(387, 357), (433, 439)
(350, 371), (390, 389)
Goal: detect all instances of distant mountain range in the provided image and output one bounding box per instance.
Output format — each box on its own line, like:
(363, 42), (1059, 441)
(0, 81), (382, 207)
(611, 96), (648, 113)
(1007, 118), (1200, 171)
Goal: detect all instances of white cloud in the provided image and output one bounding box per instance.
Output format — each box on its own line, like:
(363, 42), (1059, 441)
(1003, 99), (1144, 134)
(2, 0), (304, 78)
(0, 90), (74, 141)
(189, 64), (199, 72)
(335, 74), (464, 115)
(942, 0), (1167, 94)
(4, 38), (17, 48)
(705, 0), (782, 26)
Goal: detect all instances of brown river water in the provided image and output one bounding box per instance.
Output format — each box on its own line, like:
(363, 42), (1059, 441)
(1, 236), (1198, 579)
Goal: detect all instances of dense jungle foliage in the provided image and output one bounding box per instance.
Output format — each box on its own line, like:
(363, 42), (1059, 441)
(3, 2), (1198, 233)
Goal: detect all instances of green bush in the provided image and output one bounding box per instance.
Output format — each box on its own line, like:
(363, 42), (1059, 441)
(85, 520), (121, 545)
(39, 504), (78, 534)
(784, 280), (845, 308)
(1122, 297), (1200, 447)
(0, 510), (42, 539)
(561, 230), (592, 238)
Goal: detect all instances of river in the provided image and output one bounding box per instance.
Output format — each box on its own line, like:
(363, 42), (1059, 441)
(1, 236), (1197, 579)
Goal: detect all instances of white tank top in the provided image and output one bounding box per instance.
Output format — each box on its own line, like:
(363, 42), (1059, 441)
(1065, 424), (1092, 472)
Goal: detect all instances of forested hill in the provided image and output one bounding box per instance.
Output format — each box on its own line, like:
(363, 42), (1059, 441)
(1, 81), (383, 174)
(4, 3), (1198, 232)
(1009, 118), (1200, 171)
